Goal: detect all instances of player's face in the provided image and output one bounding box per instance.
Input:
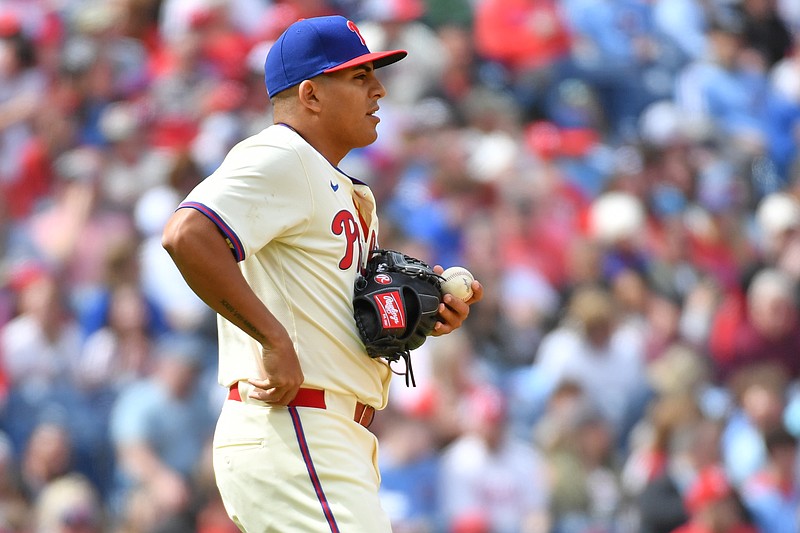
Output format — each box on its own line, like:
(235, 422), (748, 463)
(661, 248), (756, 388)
(317, 63), (387, 154)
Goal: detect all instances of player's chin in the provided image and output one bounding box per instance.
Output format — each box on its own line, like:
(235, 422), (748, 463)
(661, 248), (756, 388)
(354, 128), (379, 147)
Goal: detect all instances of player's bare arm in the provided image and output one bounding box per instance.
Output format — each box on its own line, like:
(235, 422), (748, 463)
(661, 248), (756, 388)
(162, 208), (304, 404)
(431, 265), (483, 336)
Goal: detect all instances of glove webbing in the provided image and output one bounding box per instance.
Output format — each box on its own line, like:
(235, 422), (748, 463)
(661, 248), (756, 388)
(373, 249), (444, 283)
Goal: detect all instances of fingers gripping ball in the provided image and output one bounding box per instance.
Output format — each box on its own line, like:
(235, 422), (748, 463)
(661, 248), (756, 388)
(440, 266), (475, 302)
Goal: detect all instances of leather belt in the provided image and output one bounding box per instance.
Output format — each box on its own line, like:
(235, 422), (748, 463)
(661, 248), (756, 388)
(227, 384), (375, 428)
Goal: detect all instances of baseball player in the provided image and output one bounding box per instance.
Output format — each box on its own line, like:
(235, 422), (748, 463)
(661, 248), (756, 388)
(161, 15), (483, 533)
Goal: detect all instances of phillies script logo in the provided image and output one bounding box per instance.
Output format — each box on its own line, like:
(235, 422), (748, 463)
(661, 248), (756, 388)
(347, 20), (366, 45)
(331, 209), (377, 272)
(332, 210), (360, 270)
(374, 291), (406, 329)
(374, 274), (392, 285)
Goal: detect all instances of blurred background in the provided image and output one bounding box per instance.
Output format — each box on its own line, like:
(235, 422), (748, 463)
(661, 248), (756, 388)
(0, 0), (799, 532)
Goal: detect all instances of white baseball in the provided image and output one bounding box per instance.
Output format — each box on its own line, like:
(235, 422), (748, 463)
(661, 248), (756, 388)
(440, 266), (475, 302)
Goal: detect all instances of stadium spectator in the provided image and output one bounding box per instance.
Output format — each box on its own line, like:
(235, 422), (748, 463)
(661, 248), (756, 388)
(559, 0), (682, 140)
(108, 335), (216, 530)
(0, 17), (47, 218)
(673, 10), (789, 198)
(739, 425), (800, 533)
(0, 431), (29, 532)
(709, 268), (800, 382)
(671, 465), (757, 533)
(96, 102), (177, 210)
(375, 408), (440, 532)
(20, 422), (73, 499)
(533, 284), (649, 440)
(720, 364), (790, 486)
(737, 0), (794, 68)
(438, 384), (550, 533)
(75, 238), (168, 341)
(0, 267), (80, 394)
(33, 473), (104, 533)
(634, 410), (721, 533)
(533, 383), (624, 533)
(472, 0), (572, 121)
(76, 281), (157, 393)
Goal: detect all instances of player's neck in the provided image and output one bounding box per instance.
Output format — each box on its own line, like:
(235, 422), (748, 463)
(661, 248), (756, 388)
(275, 121), (347, 167)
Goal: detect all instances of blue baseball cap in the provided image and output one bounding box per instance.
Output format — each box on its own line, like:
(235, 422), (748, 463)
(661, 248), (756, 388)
(264, 15), (407, 98)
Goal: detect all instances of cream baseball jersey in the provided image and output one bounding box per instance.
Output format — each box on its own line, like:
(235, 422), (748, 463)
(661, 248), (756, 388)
(179, 124), (392, 408)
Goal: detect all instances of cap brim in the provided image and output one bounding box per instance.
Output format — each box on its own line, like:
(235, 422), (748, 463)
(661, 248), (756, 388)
(324, 50), (407, 73)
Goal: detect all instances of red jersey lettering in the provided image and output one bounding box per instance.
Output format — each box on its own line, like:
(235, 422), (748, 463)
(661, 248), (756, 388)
(332, 210), (361, 270)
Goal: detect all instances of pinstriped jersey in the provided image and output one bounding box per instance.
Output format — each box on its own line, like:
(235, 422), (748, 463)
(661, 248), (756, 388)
(179, 124), (392, 408)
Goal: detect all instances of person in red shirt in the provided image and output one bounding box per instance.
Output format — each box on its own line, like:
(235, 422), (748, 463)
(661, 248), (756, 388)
(473, 0), (571, 119)
(708, 267), (800, 384)
(671, 466), (757, 533)
(474, 0), (571, 73)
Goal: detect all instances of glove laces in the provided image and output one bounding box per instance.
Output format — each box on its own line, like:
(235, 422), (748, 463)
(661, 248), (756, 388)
(389, 350), (416, 387)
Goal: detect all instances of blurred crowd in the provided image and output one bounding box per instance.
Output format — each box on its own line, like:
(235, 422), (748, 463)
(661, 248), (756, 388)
(1, 0), (799, 532)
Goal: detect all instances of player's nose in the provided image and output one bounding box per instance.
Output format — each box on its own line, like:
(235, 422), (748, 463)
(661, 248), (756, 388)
(370, 76), (387, 99)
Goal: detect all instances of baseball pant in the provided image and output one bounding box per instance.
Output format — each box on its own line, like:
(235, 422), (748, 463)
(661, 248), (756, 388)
(212, 385), (392, 532)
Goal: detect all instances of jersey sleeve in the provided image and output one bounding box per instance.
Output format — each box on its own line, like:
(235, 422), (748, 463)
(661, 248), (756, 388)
(179, 137), (312, 261)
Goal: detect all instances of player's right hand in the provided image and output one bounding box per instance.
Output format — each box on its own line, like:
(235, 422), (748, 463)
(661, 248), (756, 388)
(247, 337), (304, 405)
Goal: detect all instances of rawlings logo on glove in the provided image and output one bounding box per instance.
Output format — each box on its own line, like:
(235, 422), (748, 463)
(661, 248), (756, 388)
(375, 291), (406, 329)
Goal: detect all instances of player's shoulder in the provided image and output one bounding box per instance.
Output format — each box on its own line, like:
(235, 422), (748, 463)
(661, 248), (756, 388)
(227, 124), (322, 168)
(229, 124), (298, 154)
(209, 125), (303, 176)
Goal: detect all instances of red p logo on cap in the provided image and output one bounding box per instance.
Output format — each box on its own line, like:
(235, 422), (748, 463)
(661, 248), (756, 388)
(347, 20), (366, 46)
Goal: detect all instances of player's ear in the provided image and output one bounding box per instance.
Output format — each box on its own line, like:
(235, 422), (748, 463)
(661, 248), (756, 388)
(298, 79), (322, 112)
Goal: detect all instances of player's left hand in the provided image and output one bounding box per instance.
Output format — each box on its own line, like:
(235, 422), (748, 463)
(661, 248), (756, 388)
(247, 334), (304, 405)
(431, 265), (483, 336)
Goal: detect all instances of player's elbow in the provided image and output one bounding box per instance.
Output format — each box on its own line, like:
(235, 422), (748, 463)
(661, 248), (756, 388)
(161, 210), (189, 258)
(162, 208), (224, 261)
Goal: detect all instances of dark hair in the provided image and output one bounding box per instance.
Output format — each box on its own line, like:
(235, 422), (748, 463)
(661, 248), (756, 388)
(764, 425), (798, 455)
(708, 11), (745, 37)
(2, 32), (37, 69)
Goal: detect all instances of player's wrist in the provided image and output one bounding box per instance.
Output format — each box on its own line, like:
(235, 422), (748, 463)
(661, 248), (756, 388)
(259, 326), (293, 352)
